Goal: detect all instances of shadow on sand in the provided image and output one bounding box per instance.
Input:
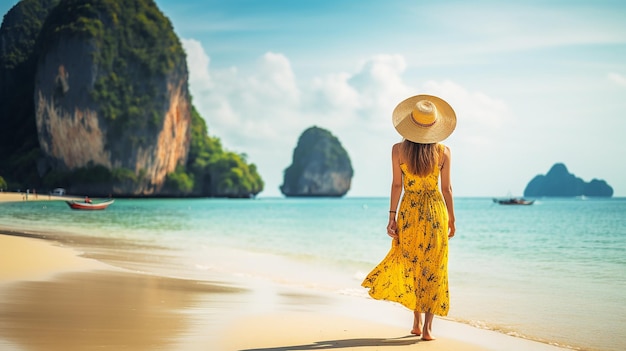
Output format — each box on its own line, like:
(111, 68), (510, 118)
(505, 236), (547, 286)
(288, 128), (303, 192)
(240, 334), (422, 350)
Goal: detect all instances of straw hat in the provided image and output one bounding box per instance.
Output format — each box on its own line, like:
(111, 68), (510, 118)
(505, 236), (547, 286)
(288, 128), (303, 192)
(392, 94), (456, 143)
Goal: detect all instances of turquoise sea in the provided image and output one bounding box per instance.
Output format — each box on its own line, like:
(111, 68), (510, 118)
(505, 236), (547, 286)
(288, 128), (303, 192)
(1, 197), (625, 351)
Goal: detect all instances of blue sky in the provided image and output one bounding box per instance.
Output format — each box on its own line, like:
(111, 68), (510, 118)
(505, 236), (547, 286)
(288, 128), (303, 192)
(2, 0), (625, 197)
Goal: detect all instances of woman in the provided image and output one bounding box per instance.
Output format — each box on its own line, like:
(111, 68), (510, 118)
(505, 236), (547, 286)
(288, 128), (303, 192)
(362, 94), (456, 341)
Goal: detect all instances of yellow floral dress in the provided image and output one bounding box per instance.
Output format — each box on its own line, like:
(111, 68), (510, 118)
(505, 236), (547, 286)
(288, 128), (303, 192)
(362, 146), (450, 316)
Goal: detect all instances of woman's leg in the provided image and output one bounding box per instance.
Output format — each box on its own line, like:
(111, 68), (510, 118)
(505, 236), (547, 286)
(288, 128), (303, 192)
(411, 310), (422, 335)
(422, 312), (436, 340)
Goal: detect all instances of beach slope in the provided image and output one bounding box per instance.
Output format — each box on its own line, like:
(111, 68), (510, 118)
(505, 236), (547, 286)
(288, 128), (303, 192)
(0, 193), (571, 350)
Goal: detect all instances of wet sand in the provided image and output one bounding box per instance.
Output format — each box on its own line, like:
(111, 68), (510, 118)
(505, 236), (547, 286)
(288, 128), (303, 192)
(0, 233), (246, 350)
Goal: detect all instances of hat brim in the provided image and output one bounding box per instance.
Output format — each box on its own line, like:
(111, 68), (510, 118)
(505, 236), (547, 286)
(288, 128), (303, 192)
(392, 94), (456, 143)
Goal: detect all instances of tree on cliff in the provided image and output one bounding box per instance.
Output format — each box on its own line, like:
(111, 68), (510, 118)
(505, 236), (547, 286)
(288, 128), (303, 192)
(280, 126), (353, 197)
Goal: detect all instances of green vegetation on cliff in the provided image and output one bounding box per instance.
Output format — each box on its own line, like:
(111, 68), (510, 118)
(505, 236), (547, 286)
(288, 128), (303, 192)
(39, 0), (186, 139)
(0, 0), (58, 70)
(171, 106), (263, 197)
(0, 0), (263, 197)
(0, 0), (58, 187)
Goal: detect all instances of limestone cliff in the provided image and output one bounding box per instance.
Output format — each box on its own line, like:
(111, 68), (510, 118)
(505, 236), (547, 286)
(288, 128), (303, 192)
(0, 0), (59, 183)
(0, 0), (263, 198)
(32, 0), (191, 195)
(281, 126), (353, 197)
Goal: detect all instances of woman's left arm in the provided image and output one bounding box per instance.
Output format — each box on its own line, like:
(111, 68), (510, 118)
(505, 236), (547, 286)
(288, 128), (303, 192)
(387, 143), (403, 239)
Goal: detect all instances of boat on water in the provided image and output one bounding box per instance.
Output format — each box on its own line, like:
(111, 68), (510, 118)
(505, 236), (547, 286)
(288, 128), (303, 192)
(493, 197), (534, 205)
(66, 198), (114, 210)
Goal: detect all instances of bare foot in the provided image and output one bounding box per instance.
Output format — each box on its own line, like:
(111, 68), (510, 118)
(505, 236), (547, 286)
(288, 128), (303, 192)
(422, 326), (436, 341)
(421, 328), (436, 341)
(412, 311), (422, 336)
(421, 312), (435, 341)
(421, 334), (436, 341)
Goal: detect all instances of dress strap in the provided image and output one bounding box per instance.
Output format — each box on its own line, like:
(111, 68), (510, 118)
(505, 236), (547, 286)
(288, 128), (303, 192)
(438, 143), (445, 169)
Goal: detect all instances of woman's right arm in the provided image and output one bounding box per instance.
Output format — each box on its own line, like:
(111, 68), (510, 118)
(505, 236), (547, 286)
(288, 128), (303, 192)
(440, 145), (456, 238)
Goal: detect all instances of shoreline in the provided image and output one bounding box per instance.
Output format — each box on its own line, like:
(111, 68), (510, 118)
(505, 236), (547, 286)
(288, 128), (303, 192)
(0, 191), (82, 202)
(0, 193), (584, 350)
(0, 227), (573, 351)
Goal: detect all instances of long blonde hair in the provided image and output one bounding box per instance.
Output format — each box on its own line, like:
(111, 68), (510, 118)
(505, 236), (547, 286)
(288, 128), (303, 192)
(401, 140), (439, 176)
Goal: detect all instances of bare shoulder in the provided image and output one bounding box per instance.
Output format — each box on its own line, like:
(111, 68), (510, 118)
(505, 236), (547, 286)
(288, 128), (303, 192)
(441, 144), (451, 156)
(440, 144), (451, 167)
(392, 142), (402, 154)
(392, 142), (402, 163)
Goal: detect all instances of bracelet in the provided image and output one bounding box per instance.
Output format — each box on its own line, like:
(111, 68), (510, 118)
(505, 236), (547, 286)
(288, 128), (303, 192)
(389, 210), (396, 213)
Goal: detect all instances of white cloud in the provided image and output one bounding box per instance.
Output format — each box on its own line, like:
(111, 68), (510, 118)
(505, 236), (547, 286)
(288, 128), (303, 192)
(350, 54), (412, 119)
(608, 72), (626, 87)
(422, 80), (511, 146)
(254, 52), (300, 102)
(310, 73), (359, 112)
(304, 54), (413, 132)
(181, 38), (510, 196)
(183, 41), (302, 145)
(181, 38), (212, 92)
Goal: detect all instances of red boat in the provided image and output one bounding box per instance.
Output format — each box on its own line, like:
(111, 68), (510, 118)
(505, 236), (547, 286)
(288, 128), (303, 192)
(66, 199), (114, 210)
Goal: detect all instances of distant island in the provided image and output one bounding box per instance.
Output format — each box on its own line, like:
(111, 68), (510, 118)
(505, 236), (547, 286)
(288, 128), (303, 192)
(524, 163), (613, 197)
(280, 126), (353, 197)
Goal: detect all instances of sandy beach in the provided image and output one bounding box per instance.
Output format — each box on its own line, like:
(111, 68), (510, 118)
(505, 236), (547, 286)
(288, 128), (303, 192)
(0, 193), (573, 351)
(0, 190), (82, 203)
